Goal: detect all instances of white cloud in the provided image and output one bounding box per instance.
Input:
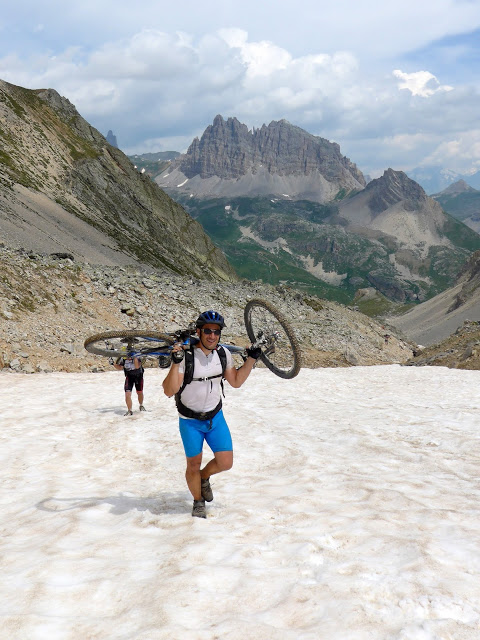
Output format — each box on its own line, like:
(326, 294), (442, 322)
(87, 30), (198, 79)
(422, 132), (480, 172)
(5, 0), (480, 62)
(1, 25), (480, 175)
(393, 69), (454, 97)
(219, 28), (292, 77)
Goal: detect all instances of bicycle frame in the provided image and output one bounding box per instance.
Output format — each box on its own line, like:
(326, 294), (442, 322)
(117, 334), (248, 361)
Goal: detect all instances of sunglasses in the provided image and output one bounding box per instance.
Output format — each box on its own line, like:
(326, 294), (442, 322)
(202, 328), (221, 336)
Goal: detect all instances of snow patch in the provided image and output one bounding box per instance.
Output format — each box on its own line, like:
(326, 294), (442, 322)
(389, 254), (433, 284)
(2, 366), (480, 638)
(299, 255), (347, 285)
(238, 226), (293, 254)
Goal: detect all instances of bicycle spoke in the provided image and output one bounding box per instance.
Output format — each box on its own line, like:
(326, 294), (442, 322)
(84, 331), (174, 358)
(244, 299), (301, 379)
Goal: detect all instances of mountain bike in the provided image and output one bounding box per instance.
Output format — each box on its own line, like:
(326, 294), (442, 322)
(84, 298), (301, 379)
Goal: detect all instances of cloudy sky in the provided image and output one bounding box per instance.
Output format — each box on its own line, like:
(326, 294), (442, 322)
(2, 0), (480, 176)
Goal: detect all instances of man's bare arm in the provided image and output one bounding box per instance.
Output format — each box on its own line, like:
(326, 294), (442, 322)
(162, 363), (184, 397)
(223, 357), (256, 389)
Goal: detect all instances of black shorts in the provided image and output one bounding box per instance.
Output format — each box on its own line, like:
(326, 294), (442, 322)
(124, 372), (144, 392)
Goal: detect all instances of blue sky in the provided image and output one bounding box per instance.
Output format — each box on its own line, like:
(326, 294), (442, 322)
(1, 0), (480, 177)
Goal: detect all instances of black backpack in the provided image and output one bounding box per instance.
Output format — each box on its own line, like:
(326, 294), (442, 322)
(120, 357), (144, 377)
(175, 346), (227, 421)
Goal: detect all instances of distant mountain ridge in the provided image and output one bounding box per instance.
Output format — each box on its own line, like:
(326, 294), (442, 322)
(339, 169), (447, 251)
(335, 169), (480, 302)
(407, 165), (480, 194)
(341, 169), (428, 217)
(159, 115), (480, 307)
(158, 115), (366, 203)
(436, 179), (476, 196)
(431, 180), (480, 234)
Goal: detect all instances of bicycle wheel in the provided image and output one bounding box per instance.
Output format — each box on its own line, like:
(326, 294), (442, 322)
(244, 299), (301, 379)
(84, 330), (174, 358)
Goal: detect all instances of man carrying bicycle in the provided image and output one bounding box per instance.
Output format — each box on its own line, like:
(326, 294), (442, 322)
(112, 355), (146, 416)
(162, 310), (261, 519)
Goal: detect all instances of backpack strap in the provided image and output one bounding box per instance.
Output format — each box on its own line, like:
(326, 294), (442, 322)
(217, 345), (227, 376)
(217, 345), (227, 398)
(177, 347), (194, 396)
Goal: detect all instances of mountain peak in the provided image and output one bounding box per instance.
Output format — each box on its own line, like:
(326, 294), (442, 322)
(162, 115), (366, 201)
(365, 168), (427, 213)
(211, 114), (248, 130)
(106, 130), (118, 148)
(437, 179), (477, 196)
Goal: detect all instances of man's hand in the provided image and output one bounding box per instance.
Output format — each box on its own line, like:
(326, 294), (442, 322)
(246, 345), (262, 360)
(171, 345), (185, 364)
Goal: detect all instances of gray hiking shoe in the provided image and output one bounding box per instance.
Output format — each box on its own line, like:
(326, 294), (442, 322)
(192, 499), (206, 519)
(124, 410), (133, 416)
(139, 405), (146, 411)
(201, 477), (214, 502)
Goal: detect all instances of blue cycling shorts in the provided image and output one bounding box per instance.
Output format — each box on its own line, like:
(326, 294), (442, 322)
(179, 410), (233, 458)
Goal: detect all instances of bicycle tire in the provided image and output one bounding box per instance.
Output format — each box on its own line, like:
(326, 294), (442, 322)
(244, 299), (301, 379)
(84, 330), (174, 358)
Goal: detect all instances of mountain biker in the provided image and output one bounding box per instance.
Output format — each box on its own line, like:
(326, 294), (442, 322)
(162, 310), (261, 519)
(112, 355), (146, 416)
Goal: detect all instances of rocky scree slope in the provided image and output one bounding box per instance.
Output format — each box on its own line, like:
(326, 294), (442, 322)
(388, 249), (480, 346)
(0, 80), (235, 281)
(405, 320), (480, 370)
(0, 247), (414, 374)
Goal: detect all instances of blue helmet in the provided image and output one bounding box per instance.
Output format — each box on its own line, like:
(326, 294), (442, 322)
(196, 310), (225, 329)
